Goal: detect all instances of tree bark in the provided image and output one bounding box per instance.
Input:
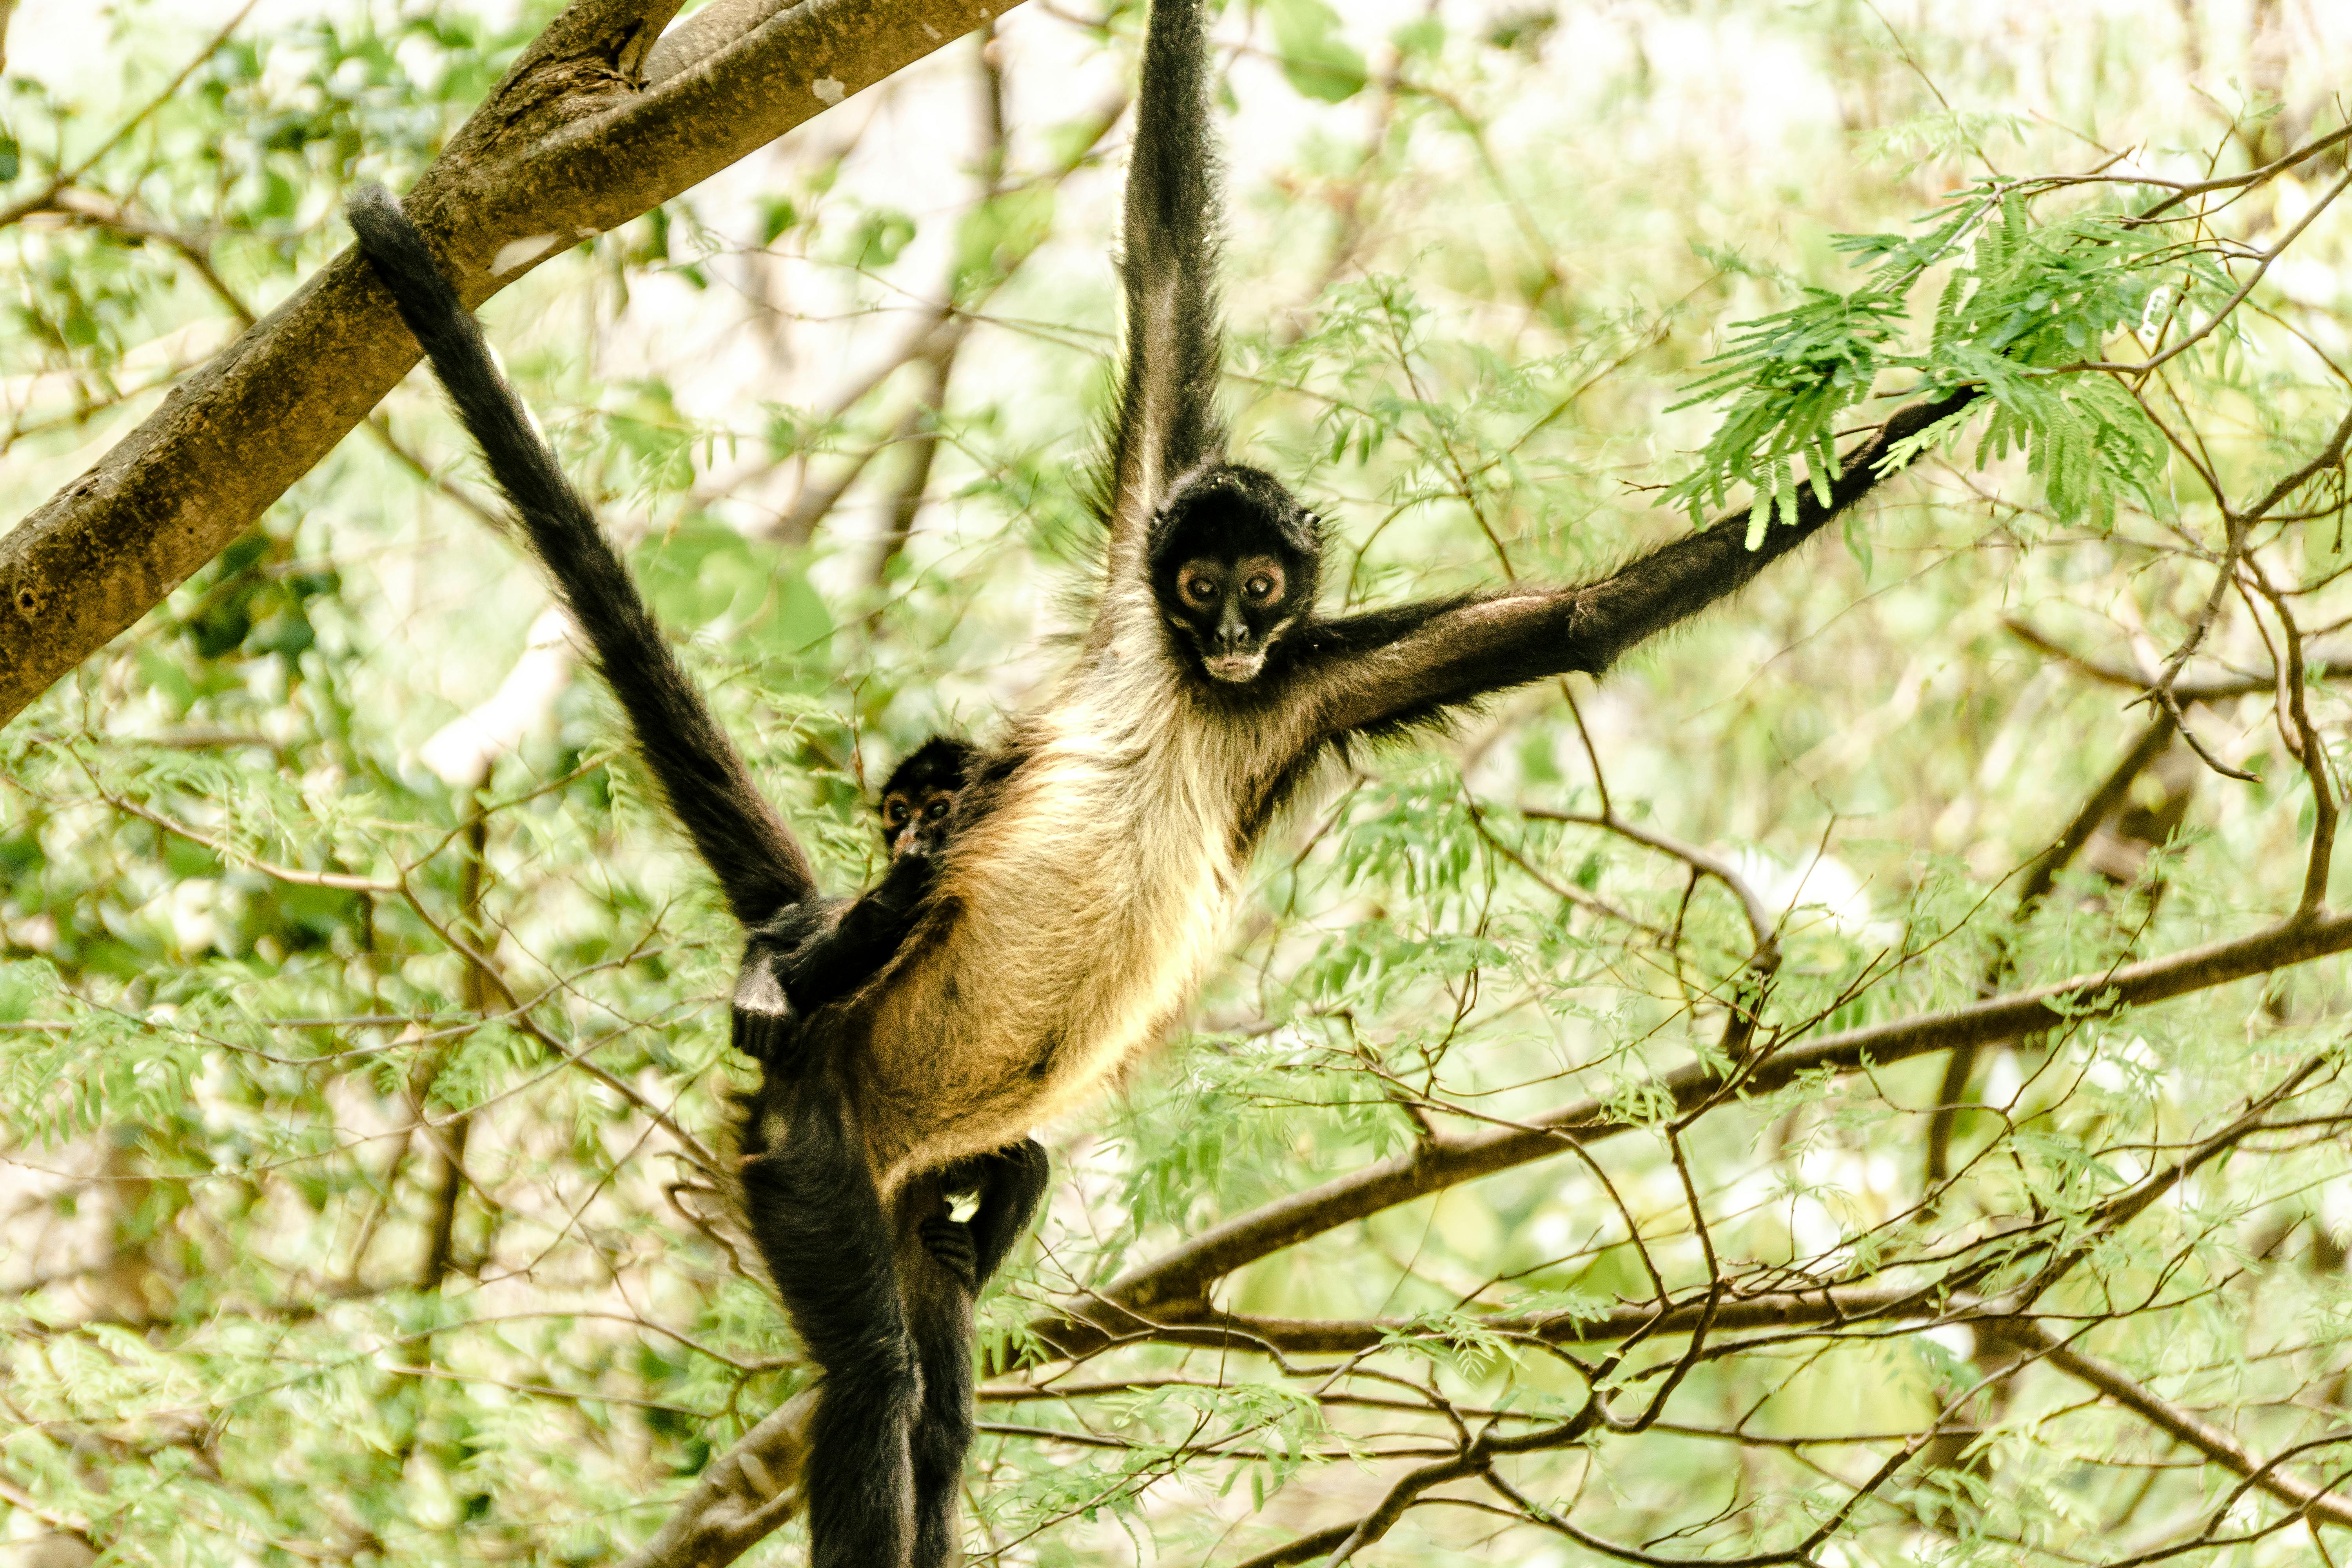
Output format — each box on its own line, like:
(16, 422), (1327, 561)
(0, 0), (1017, 725)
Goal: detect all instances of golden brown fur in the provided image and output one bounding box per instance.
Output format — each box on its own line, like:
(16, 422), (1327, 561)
(833, 577), (1317, 1189)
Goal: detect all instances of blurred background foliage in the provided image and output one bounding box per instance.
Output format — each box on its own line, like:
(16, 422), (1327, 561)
(4, 0), (2352, 1563)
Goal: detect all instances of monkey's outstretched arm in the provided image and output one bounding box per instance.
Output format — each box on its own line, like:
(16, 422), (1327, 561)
(347, 187), (817, 924)
(1297, 388), (1980, 739)
(1102, 0), (1226, 554)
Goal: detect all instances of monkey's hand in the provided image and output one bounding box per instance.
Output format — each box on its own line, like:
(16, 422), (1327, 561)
(729, 960), (806, 1072)
(946, 1140), (1051, 1288)
(918, 1216), (979, 1294)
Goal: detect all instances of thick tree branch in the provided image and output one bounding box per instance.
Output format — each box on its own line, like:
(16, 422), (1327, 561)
(0, 0), (1018, 726)
(614, 1393), (810, 1568)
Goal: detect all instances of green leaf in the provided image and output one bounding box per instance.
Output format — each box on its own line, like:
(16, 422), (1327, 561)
(1264, 0), (1367, 102)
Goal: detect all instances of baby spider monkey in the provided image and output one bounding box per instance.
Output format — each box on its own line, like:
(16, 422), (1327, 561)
(730, 736), (979, 1071)
(731, 736), (1049, 1568)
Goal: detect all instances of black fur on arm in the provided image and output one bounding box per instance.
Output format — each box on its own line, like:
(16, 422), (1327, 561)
(763, 850), (935, 1015)
(346, 185), (815, 925)
(1103, 0), (1226, 536)
(1299, 388), (1980, 739)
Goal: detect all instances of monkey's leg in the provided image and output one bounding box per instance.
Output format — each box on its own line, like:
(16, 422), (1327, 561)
(964, 1138), (1052, 1286)
(904, 1142), (1051, 1567)
(915, 1138), (1049, 1291)
(739, 1089), (920, 1568)
(902, 1192), (978, 1568)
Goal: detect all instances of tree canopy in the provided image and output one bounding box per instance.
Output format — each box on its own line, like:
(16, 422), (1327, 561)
(4, 1), (2352, 1564)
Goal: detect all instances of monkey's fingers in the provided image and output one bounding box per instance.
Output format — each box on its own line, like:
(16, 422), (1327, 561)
(917, 1218), (980, 1294)
(729, 1003), (807, 1070)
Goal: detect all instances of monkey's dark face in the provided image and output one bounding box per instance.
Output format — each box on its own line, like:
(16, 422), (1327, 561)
(1149, 465), (1321, 686)
(880, 783), (957, 859)
(876, 735), (978, 859)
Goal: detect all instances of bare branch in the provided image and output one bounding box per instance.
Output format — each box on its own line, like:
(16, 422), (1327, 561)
(2015, 1319), (2352, 1528)
(2004, 618), (2352, 702)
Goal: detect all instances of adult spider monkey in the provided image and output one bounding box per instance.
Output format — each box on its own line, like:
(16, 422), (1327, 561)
(348, 0), (1969, 1555)
(345, 167), (1056, 1558)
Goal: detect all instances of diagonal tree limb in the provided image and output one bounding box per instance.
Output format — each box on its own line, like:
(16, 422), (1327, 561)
(0, 0), (1021, 725)
(614, 1392), (813, 1568)
(1035, 907), (2352, 1345)
(2013, 1319), (2352, 1529)
(1026, 1058), (2344, 1361)
(1070, 1075), (2352, 1565)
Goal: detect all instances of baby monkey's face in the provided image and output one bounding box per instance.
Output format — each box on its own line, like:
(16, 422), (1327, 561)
(880, 784), (958, 860)
(873, 735), (977, 863)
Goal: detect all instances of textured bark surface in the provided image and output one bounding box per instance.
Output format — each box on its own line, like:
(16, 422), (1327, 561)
(0, 0), (1016, 724)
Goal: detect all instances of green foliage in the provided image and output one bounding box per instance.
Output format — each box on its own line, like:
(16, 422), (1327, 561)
(1260, 0), (1367, 103)
(1666, 178), (2226, 539)
(5, 2), (2352, 1566)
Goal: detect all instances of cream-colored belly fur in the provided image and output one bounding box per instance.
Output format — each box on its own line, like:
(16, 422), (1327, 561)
(859, 653), (1260, 1190)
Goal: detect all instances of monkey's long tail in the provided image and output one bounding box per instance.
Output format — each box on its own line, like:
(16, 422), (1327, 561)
(345, 186), (814, 925)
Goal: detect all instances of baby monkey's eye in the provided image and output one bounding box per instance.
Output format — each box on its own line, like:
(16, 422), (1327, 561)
(885, 802), (910, 828)
(924, 797), (950, 820)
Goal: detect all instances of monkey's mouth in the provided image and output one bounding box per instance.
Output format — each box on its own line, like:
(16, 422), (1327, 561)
(1204, 650), (1265, 682)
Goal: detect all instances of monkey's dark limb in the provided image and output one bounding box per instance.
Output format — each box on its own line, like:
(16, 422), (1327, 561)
(902, 1213), (979, 1568)
(346, 185), (815, 924)
(774, 851), (936, 1014)
(956, 1138), (1052, 1286)
(1104, 0), (1225, 532)
(1301, 387), (1980, 738)
(730, 898), (834, 1068)
(903, 1145), (1048, 1568)
(739, 1089), (919, 1568)
(1563, 388), (1979, 671)
(729, 851), (937, 1070)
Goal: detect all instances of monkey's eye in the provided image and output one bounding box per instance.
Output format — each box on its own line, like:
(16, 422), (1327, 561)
(924, 798), (950, 820)
(1244, 574), (1276, 601)
(1181, 572), (1217, 605)
(885, 802), (910, 828)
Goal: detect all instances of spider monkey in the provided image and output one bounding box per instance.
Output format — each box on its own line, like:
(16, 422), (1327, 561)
(730, 737), (983, 1073)
(346, 185), (1055, 1565)
(347, 0), (1969, 1556)
(730, 734), (1054, 1303)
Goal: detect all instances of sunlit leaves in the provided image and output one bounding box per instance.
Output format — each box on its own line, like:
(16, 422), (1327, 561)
(1667, 176), (2270, 538)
